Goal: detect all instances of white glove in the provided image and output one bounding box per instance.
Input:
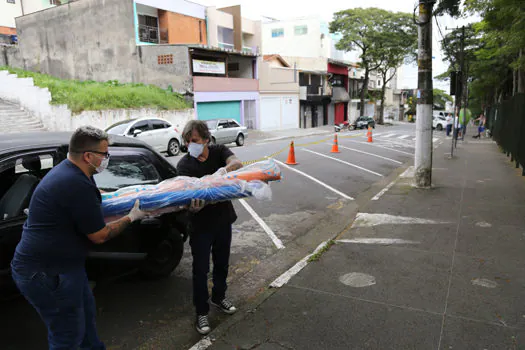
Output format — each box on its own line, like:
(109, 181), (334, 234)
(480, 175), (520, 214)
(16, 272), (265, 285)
(213, 167), (228, 176)
(127, 199), (147, 222)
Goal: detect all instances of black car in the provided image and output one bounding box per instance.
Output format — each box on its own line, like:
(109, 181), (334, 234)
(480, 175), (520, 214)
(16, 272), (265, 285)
(0, 132), (188, 296)
(351, 116), (376, 130)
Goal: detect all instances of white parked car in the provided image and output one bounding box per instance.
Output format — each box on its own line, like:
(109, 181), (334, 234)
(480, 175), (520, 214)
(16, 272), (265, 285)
(105, 118), (183, 156)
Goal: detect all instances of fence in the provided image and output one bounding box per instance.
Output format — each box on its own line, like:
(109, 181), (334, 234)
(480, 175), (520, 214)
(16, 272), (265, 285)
(489, 93), (525, 175)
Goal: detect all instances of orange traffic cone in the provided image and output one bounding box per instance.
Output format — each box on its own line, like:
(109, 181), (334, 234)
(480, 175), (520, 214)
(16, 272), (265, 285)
(285, 141), (298, 165)
(331, 134), (341, 153)
(367, 126), (373, 143)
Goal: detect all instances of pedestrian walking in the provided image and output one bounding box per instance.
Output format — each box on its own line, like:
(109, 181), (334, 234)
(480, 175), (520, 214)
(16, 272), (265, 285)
(176, 120), (243, 335)
(473, 113), (487, 139)
(10, 126), (147, 350)
(446, 113), (453, 137)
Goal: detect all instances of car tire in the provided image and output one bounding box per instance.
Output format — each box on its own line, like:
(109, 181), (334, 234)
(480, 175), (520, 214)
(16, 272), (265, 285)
(437, 124), (443, 131)
(139, 227), (184, 279)
(236, 134), (245, 147)
(167, 139), (180, 156)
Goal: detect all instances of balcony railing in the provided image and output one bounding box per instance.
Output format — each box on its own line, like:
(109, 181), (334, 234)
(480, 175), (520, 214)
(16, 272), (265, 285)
(218, 42), (234, 50)
(138, 24), (159, 44)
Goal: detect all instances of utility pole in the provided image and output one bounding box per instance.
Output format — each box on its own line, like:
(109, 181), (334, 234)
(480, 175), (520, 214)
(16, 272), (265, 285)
(414, 0), (435, 188)
(450, 25), (465, 156)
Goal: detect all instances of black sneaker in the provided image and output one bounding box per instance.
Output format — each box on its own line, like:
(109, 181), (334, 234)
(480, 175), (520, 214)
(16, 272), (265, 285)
(210, 298), (237, 314)
(196, 314), (211, 335)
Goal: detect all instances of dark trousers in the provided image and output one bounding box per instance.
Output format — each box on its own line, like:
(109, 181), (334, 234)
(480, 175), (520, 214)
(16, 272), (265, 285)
(446, 124), (452, 136)
(11, 266), (105, 350)
(461, 124), (467, 140)
(189, 223), (232, 315)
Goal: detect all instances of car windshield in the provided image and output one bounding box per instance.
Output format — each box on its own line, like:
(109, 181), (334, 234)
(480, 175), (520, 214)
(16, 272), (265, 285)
(206, 120), (218, 129)
(106, 119), (137, 134)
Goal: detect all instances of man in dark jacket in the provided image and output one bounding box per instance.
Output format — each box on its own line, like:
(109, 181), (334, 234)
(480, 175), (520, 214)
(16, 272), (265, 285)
(11, 126), (146, 349)
(176, 120), (243, 335)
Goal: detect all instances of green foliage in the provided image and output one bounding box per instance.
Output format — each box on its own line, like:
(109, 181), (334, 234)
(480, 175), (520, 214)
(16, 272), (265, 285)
(433, 88), (453, 107)
(0, 67), (190, 114)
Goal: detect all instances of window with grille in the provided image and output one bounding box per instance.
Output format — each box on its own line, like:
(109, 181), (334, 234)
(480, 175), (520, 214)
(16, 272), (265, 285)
(294, 25), (307, 36)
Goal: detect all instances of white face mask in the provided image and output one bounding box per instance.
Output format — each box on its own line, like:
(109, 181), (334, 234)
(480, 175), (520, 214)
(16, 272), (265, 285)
(89, 155), (109, 174)
(188, 142), (205, 158)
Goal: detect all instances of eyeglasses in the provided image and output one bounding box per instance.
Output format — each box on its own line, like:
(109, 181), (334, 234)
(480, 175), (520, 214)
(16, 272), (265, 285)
(86, 151), (110, 159)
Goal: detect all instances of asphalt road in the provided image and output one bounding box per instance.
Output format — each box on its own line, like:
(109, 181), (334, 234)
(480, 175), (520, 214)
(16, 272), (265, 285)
(1, 123), (447, 349)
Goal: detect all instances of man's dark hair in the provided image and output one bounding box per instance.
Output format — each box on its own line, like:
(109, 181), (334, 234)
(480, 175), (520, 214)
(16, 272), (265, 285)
(69, 126), (109, 155)
(182, 120), (211, 143)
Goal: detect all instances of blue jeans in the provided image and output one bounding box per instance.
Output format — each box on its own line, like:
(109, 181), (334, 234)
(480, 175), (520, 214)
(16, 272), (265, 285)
(11, 266), (105, 350)
(190, 223), (232, 315)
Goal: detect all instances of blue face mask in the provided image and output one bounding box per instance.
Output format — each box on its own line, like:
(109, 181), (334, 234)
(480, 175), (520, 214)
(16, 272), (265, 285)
(188, 142), (205, 158)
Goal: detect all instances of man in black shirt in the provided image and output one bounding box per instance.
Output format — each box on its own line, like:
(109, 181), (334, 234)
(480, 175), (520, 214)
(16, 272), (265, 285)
(176, 120), (243, 335)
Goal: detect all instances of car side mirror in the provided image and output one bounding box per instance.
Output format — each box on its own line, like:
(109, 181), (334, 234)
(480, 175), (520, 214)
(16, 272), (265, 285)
(133, 129), (142, 137)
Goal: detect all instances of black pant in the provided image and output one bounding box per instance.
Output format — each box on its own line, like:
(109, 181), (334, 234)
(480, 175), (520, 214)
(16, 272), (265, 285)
(189, 223), (232, 315)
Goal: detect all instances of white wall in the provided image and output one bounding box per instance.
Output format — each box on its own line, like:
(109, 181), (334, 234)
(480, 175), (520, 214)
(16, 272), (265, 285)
(135, 0), (205, 19)
(22, 0), (54, 15)
(262, 17), (323, 58)
(136, 4), (158, 17)
(0, 70), (194, 132)
(0, 1), (22, 29)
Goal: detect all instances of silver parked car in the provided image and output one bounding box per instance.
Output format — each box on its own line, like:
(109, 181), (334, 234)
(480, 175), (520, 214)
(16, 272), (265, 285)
(206, 119), (248, 146)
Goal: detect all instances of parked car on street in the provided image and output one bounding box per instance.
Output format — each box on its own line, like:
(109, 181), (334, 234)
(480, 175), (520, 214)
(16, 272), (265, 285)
(0, 132), (189, 297)
(432, 115), (447, 131)
(205, 119), (248, 146)
(351, 116), (376, 130)
(105, 118), (183, 156)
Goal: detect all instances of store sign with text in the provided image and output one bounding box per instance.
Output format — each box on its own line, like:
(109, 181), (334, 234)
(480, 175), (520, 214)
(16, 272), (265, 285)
(192, 59), (226, 74)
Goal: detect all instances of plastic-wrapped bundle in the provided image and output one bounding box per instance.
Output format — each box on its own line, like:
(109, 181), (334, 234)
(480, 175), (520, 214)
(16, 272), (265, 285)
(101, 159), (280, 220)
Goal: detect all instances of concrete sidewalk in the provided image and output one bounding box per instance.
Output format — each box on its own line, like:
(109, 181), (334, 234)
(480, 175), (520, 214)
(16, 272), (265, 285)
(204, 139), (525, 349)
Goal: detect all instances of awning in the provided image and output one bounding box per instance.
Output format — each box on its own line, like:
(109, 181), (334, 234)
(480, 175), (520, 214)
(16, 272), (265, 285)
(331, 86), (350, 103)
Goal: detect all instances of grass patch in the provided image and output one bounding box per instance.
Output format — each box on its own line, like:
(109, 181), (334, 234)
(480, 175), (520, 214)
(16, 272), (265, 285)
(0, 66), (191, 114)
(308, 240), (335, 262)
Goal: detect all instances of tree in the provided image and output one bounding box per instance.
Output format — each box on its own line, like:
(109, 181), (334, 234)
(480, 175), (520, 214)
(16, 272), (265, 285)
(433, 88), (453, 109)
(372, 12), (417, 124)
(330, 8), (389, 117)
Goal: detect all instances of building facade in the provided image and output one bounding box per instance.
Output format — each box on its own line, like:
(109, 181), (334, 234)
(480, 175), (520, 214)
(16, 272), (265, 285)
(258, 55), (300, 131)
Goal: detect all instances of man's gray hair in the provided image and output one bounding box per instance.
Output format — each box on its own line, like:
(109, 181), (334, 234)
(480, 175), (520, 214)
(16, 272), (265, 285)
(69, 125), (109, 154)
(182, 120), (211, 143)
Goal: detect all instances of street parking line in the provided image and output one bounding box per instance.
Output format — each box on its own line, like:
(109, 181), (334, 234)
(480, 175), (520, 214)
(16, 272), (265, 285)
(381, 133), (397, 138)
(274, 159), (354, 200)
(398, 135), (411, 139)
(332, 144), (403, 164)
(371, 179), (397, 200)
(303, 148), (383, 177)
(239, 199), (285, 250)
(345, 140), (414, 156)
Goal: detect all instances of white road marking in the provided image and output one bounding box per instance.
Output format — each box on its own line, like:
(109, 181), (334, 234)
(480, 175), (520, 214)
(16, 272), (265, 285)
(398, 135), (411, 139)
(270, 241), (330, 288)
(400, 166), (415, 178)
(188, 337), (213, 350)
(412, 137), (417, 141)
(471, 278), (498, 289)
(433, 137), (439, 143)
(337, 238), (420, 245)
(239, 199), (284, 250)
(334, 144), (402, 164)
(352, 213), (451, 228)
(274, 159), (354, 200)
(475, 221), (492, 228)
(345, 140), (414, 156)
(339, 272), (376, 287)
(372, 132), (384, 136)
(302, 148), (383, 177)
(381, 133), (397, 138)
(371, 180), (397, 200)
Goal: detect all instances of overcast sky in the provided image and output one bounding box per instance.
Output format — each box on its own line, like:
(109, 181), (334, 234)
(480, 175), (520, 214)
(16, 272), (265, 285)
(194, 0), (478, 92)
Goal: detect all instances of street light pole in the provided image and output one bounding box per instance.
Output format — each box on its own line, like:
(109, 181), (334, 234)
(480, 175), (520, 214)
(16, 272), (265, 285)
(414, 0), (435, 188)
